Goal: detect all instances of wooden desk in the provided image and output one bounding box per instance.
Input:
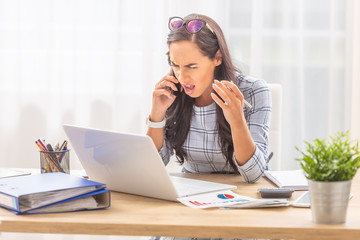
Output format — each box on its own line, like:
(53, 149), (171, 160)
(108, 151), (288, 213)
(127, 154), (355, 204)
(0, 173), (359, 240)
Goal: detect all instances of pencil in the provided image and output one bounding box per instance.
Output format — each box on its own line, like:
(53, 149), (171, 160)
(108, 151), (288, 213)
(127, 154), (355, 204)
(243, 100), (253, 109)
(225, 85), (253, 109)
(59, 140), (67, 151)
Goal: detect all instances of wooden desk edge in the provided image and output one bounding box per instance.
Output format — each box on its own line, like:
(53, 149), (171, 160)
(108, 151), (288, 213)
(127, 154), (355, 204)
(1, 220), (360, 240)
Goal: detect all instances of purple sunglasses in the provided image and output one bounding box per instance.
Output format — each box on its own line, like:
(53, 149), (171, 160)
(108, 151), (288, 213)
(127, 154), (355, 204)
(168, 17), (215, 35)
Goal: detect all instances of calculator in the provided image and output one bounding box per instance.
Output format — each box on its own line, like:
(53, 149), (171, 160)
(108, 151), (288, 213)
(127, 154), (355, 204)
(258, 188), (294, 198)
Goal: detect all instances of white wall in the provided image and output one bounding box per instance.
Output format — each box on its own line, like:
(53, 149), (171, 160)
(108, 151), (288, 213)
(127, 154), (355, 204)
(0, 0), (358, 172)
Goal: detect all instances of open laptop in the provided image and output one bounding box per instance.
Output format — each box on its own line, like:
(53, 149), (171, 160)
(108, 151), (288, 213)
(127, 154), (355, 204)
(63, 124), (236, 201)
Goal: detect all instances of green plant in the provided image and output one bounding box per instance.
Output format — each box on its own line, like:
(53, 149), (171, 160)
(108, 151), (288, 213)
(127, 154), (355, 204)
(295, 131), (360, 182)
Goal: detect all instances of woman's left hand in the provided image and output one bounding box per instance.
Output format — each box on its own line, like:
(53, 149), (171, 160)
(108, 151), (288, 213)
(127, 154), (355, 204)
(211, 80), (246, 128)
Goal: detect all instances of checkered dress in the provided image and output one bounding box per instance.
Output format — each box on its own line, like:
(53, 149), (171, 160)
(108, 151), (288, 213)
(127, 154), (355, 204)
(159, 75), (271, 183)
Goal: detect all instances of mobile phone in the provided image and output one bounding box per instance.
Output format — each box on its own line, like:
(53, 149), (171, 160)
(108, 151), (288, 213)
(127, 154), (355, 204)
(170, 69), (181, 96)
(291, 191), (310, 208)
(291, 191), (354, 208)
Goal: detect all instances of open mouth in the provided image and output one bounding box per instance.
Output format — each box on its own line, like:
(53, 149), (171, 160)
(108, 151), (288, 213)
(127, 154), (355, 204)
(182, 84), (195, 96)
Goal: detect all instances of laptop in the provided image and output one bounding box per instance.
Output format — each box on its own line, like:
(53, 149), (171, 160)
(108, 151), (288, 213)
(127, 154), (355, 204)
(63, 124), (236, 201)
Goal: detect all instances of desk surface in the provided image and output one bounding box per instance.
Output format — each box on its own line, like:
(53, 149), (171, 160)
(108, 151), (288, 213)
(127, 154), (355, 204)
(0, 173), (359, 240)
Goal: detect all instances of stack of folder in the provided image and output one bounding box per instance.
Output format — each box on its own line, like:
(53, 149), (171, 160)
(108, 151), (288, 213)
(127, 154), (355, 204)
(0, 172), (110, 214)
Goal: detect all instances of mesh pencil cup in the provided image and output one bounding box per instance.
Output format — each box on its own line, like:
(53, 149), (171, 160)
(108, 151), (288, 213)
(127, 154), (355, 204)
(40, 149), (70, 174)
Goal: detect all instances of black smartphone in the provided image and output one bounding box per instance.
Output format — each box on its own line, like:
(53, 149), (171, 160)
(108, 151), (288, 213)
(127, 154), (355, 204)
(170, 69), (181, 96)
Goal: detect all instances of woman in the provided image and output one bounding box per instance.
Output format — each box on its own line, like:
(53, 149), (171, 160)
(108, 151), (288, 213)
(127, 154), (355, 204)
(147, 13), (271, 186)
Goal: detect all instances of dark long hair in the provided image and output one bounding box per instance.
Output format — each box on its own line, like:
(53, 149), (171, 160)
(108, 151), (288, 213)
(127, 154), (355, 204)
(165, 13), (240, 173)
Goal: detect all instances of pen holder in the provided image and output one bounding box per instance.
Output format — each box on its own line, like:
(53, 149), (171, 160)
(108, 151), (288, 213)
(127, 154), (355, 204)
(40, 150), (70, 174)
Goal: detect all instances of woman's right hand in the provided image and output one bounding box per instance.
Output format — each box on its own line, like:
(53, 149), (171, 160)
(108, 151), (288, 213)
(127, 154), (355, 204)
(150, 69), (181, 122)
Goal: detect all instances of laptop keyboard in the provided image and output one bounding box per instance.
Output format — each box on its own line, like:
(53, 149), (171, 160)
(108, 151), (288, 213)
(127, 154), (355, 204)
(170, 176), (232, 197)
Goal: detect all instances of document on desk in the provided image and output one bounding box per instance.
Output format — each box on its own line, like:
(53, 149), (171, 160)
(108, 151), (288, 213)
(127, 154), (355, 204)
(264, 169), (308, 190)
(0, 168), (31, 178)
(177, 190), (290, 209)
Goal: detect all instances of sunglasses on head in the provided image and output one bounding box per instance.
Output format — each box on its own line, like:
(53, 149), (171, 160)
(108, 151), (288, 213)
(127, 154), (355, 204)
(168, 16), (215, 35)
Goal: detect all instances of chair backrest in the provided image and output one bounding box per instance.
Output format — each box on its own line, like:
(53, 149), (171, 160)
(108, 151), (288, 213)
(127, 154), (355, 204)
(267, 83), (282, 170)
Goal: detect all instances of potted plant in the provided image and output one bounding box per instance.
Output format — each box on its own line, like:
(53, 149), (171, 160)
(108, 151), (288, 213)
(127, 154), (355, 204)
(296, 131), (360, 224)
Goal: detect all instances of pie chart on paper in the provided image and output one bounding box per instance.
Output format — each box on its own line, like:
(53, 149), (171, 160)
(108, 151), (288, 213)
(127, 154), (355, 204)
(217, 193), (235, 199)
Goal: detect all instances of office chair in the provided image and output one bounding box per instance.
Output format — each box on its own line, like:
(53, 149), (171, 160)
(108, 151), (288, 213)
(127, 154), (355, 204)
(267, 83), (283, 170)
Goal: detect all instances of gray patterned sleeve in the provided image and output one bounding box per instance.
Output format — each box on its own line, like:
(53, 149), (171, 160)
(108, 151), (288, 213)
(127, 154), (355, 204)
(234, 77), (272, 183)
(158, 131), (173, 166)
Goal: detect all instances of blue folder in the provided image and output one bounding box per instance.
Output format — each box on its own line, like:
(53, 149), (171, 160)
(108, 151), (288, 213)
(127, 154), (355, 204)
(0, 172), (107, 213)
(13, 188), (111, 215)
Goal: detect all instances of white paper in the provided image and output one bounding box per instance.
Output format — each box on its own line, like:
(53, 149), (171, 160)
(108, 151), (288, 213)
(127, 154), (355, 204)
(177, 190), (290, 209)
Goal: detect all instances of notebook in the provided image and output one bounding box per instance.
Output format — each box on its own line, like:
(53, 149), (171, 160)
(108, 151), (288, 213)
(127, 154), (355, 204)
(63, 124), (237, 201)
(264, 170), (308, 190)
